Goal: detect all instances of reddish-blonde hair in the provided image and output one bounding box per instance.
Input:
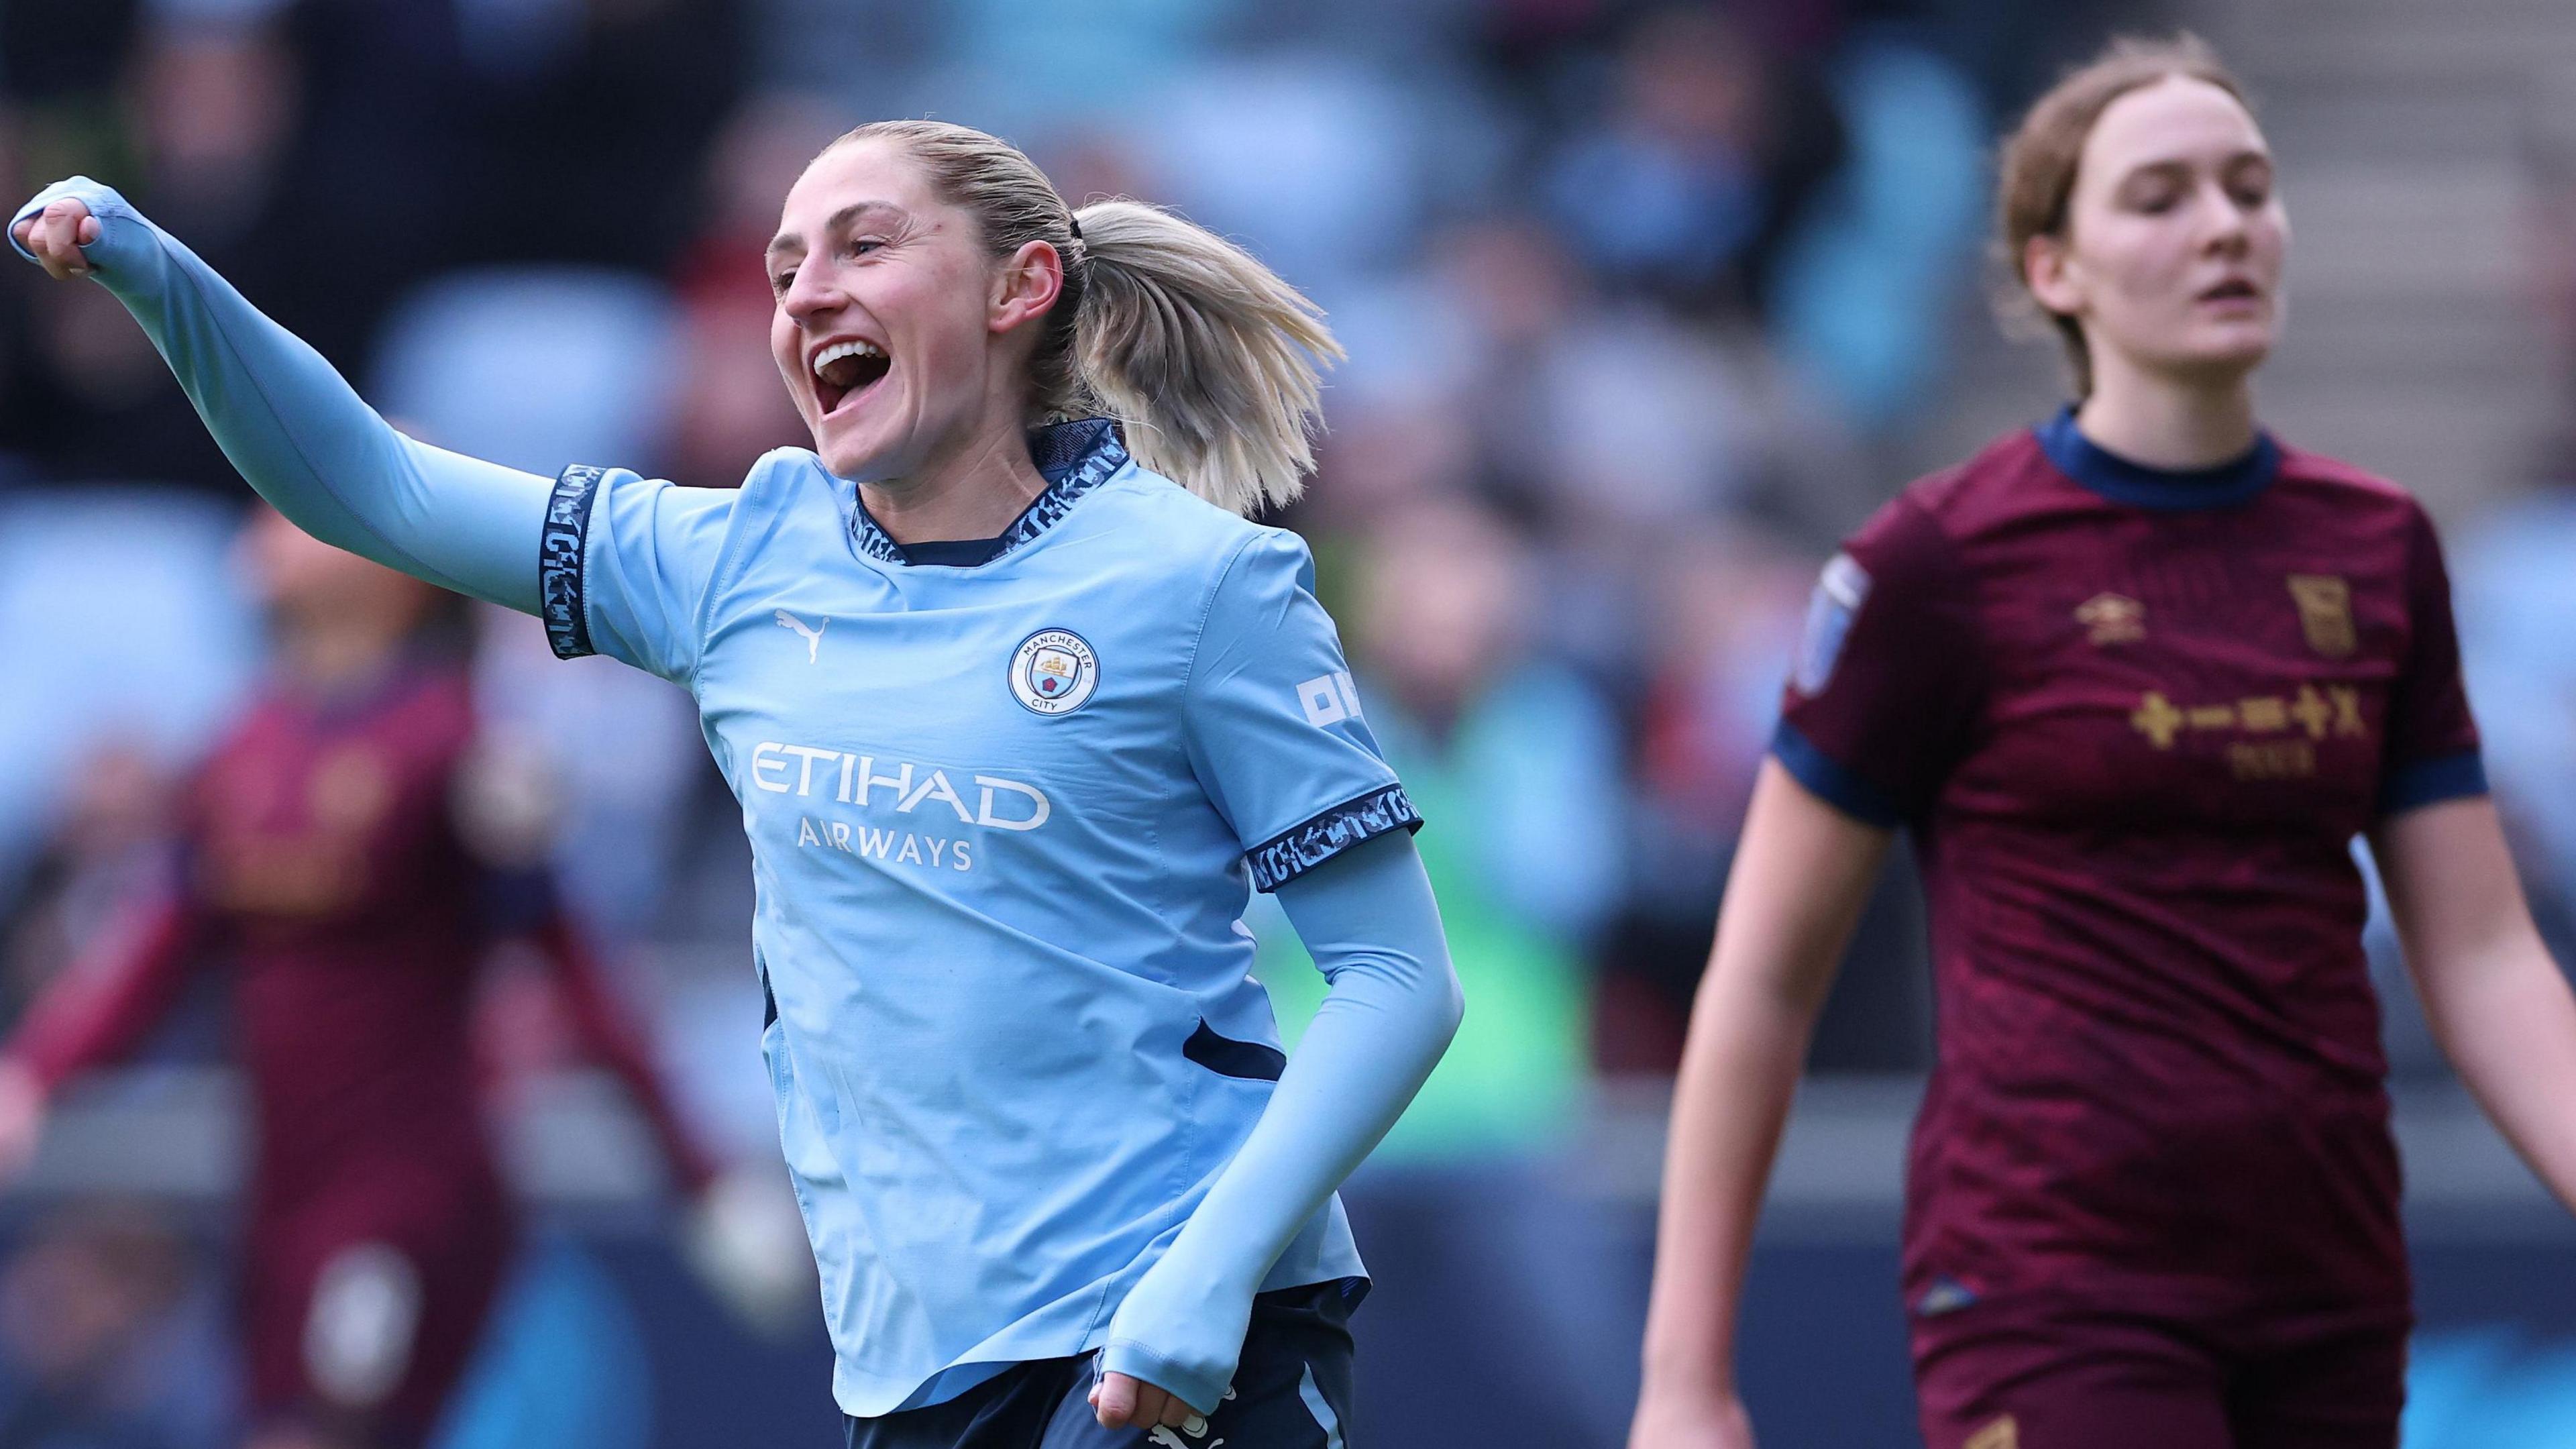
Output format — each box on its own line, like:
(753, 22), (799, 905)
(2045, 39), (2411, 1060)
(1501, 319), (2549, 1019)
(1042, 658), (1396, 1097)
(1995, 34), (2253, 396)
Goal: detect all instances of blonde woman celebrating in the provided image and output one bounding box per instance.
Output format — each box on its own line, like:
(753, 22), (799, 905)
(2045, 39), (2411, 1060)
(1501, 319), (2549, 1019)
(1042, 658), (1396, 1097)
(14, 119), (1461, 1449)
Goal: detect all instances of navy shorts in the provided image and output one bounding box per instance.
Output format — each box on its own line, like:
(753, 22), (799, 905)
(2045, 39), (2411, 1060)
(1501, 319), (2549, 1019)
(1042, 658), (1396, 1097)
(845, 1280), (1362, 1449)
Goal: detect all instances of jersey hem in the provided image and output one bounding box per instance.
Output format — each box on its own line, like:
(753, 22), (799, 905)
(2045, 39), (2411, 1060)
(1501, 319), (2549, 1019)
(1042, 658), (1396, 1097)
(540, 464), (606, 659)
(1243, 785), (1423, 893)
(1770, 720), (1905, 827)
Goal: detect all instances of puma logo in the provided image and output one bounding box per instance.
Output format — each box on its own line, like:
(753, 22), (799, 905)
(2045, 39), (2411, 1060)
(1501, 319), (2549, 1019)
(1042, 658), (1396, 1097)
(775, 610), (826, 663)
(1144, 1387), (1232, 1448)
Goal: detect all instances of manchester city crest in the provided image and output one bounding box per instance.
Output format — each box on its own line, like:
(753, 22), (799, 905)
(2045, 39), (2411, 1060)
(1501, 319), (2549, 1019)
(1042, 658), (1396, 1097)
(1010, 629), (1099, 715)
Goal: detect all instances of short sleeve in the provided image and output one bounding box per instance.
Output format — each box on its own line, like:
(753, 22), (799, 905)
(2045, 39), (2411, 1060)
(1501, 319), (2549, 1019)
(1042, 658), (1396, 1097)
(2377, 504), (2487, 815)
(542, 464), (737, 683)
(1773, 494), (1985, 826)
(1183, 530), (1421, 892)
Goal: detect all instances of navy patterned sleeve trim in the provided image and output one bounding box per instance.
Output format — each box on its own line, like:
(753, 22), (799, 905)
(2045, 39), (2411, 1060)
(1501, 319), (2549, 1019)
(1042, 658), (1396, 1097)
(541, 464), (606, 659)
(2377, 749), (2489, 817)
(1244, 784), (1425, 893)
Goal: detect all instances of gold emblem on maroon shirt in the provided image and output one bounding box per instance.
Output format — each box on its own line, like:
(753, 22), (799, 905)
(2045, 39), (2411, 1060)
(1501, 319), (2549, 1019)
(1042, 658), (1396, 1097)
(1965, 1415), (2018, 1449)
(2131, 684), (2367, 779)
(2286, 574), (2357, 657)
(2075, 592), (2145, 645)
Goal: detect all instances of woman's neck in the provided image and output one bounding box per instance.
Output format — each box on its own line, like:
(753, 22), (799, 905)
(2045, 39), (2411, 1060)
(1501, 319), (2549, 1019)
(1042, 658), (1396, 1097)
(2075, 354), (2259, 470)
(859, 419), (1051, 545)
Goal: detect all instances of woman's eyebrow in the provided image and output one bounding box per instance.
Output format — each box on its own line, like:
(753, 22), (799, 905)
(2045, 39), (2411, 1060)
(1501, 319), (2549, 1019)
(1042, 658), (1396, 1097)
(767, 202), (908, 262)
(2115, 145), (2271, 190)
(2114, 158), (2194, 189)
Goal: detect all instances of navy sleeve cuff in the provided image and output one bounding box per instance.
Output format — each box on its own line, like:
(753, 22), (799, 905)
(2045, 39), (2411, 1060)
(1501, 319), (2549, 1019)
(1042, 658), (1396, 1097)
(1770, 720), (1906, 828)
(1243, 784), (1424, 893)
(540, 464), (606, 659)
(2377, 749), (2488, 817)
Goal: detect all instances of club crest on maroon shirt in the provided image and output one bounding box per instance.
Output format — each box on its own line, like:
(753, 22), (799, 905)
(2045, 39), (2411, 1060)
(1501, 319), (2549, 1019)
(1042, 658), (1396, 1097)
(2074, 591), (2145, 646)
(2286, 574), (2357, 657)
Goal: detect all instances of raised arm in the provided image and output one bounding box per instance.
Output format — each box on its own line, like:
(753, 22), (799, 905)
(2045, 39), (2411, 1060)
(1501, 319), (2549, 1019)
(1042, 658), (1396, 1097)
(1628, 761), (1888, 1449)
(2373, 797), (2576, 1214)
(10, 180), (550, 612)
(1094, 829), (1461, 1428)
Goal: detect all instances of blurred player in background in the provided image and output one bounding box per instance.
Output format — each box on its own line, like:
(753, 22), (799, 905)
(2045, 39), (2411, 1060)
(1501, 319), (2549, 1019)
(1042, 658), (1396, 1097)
(11, 113), (1461, 1449)
(1633, 35), (2576, 1449)
(0, 508), (724, 1449)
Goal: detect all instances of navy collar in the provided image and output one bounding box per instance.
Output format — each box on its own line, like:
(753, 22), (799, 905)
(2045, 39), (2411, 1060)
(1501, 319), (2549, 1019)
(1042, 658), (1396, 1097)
(2035, 405), (2279, 511)
(849, 418), (1130, 567)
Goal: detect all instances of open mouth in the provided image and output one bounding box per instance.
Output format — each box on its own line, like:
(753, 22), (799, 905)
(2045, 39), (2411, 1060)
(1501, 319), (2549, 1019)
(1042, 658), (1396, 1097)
(811, 339), (892, 417)
(2198, 278), (2260, 304)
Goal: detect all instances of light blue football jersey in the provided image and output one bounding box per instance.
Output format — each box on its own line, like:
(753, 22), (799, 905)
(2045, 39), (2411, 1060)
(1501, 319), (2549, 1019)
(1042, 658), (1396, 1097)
(546, 420), (1416, 1415)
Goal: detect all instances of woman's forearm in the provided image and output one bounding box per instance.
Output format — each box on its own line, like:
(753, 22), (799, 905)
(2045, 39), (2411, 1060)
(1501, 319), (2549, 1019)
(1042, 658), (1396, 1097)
(1638, 761), (1891, 1404)
(1102, 830), (1462, 1413)
(10, 178), (551, 610)
(1639, 975), (1818, 1399)
(2419, 934), (2576, 1213)
(2376, 797), (2576, 1217)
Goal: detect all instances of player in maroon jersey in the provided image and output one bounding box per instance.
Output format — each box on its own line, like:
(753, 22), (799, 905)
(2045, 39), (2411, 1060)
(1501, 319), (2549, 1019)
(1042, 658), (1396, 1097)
(1631, 35), (2576, 1449)
(0, 508), (722, 1449)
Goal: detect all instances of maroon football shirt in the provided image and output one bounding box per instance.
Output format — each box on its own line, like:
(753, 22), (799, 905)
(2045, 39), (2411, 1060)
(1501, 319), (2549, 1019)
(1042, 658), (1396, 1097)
(11, 658), (714, 1430)
(1777, 411), (2483, 1319)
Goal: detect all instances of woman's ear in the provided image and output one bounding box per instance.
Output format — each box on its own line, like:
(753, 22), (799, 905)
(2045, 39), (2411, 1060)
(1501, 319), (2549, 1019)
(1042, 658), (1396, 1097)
(989, 239), (1065, 336)
(2024, 232), (2084, 321)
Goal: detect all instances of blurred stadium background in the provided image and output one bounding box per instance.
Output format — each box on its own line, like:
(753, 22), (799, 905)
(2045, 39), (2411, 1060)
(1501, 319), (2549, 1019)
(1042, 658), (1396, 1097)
(7, 0), (2576, 1444)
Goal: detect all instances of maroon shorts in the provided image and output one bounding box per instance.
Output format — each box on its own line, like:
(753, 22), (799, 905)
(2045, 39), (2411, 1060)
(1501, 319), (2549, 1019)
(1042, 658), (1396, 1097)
(243, 1189), (514, 1445)
(1911, 1295), (2408, 1449)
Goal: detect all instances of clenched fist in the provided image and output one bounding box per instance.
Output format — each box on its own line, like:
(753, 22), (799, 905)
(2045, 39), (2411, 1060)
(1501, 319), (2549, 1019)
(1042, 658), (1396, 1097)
(11, 196), (101, 280)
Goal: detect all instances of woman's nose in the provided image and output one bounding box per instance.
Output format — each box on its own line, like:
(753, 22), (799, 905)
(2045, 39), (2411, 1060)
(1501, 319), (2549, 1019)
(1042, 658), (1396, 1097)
(2200, 186), (2252, 252)
(782, 265), (841, 323)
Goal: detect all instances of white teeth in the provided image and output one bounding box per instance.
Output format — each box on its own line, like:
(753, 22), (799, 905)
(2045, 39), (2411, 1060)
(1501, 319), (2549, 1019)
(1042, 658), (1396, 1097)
(811, 339), (885, 378)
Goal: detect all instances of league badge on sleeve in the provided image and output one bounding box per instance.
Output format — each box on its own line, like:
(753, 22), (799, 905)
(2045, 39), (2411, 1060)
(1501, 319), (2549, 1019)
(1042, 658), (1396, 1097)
(1010, 629), (1099, 715)
(1792, 552), (1872, 696)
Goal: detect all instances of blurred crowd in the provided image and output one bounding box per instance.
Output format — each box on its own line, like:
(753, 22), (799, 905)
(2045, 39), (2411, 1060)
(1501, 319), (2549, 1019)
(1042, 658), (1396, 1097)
(0, 0), (2182, 1139)
(41, 0), (2576, 1442)
(0, 5), (2146, 1436)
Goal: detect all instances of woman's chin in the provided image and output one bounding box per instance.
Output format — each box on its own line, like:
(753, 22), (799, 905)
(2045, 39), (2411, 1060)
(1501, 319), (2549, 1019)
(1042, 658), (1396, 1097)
(2150, 333), (2272, 390)
(817, 430), (902, 483)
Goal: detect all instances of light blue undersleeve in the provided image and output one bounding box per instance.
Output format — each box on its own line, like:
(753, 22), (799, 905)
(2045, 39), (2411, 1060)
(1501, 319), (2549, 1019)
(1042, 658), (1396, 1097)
(1099, 830), (1462, 1413)
(9, 177), (550, 612)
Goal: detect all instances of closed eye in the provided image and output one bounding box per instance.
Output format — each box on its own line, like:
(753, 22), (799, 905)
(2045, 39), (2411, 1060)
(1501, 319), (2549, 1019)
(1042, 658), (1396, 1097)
(2129, 183), (2183, 214)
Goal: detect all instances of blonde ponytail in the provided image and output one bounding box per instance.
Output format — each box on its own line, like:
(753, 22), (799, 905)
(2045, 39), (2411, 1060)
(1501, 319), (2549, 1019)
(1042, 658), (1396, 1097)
(1067, 200), (1342, 516)
(833, 119), (1340, 516)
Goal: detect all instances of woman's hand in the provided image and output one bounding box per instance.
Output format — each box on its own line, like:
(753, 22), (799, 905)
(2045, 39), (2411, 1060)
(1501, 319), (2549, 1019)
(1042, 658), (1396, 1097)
(11, 196), (101, 280)
(1089, 1371), (1205, 1434)
(0, 1060), (48, 1184)
(1630, 1384), (1758, 1449)
(1091, 1248), (1248, 1430)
